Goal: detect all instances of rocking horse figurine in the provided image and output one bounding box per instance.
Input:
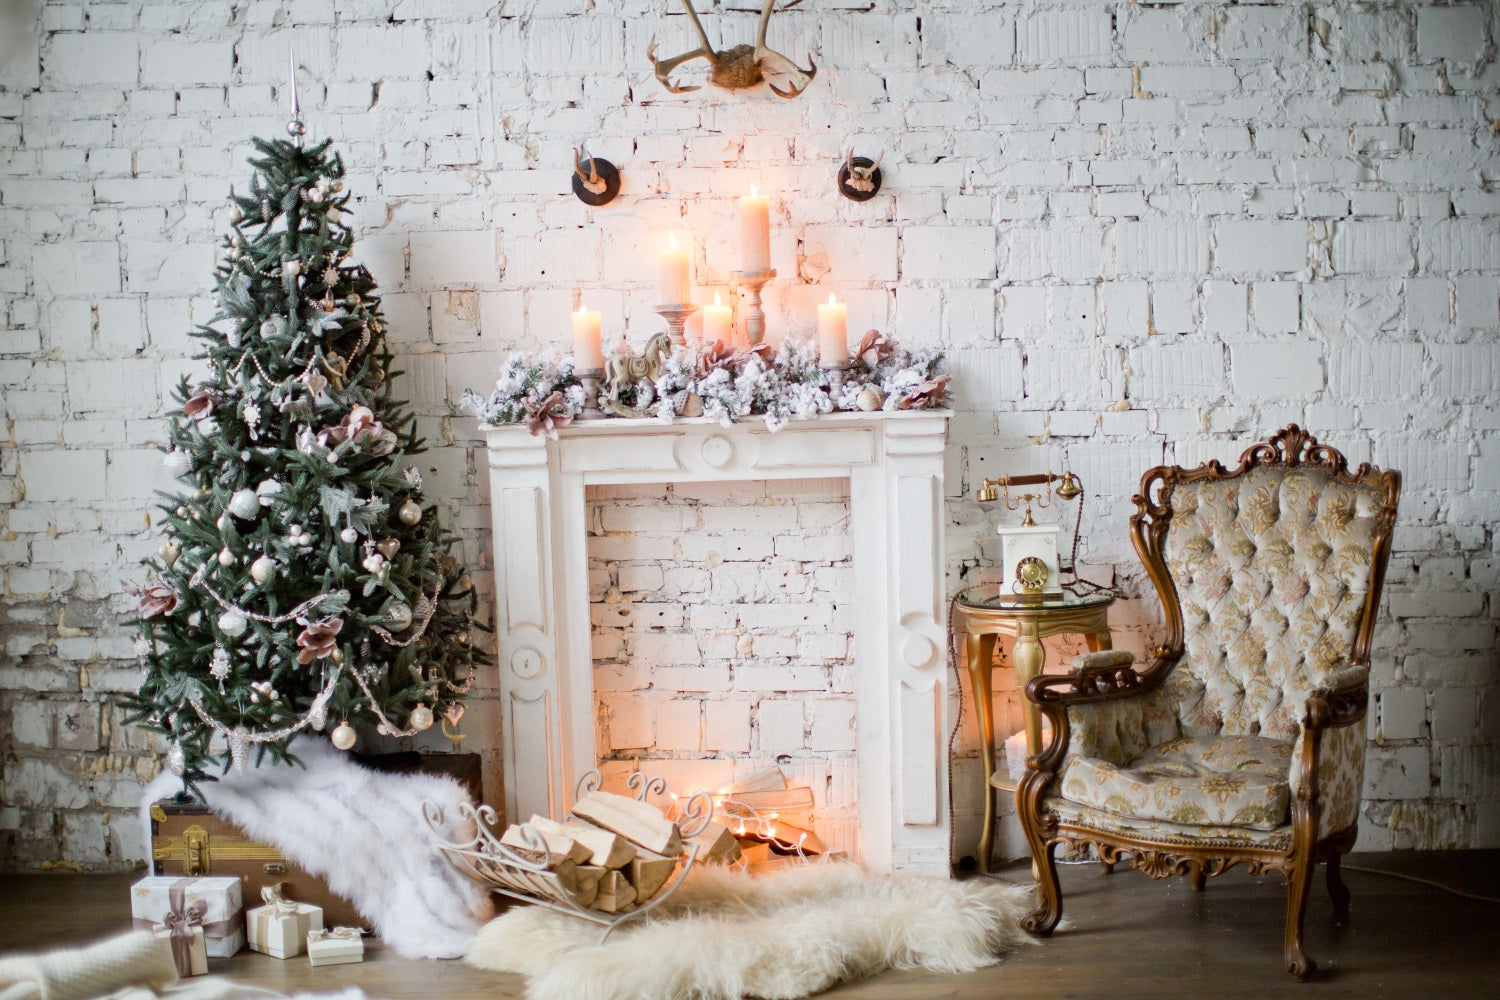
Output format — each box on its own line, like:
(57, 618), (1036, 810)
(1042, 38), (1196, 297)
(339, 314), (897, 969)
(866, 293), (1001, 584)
(603, 331), (673, 418)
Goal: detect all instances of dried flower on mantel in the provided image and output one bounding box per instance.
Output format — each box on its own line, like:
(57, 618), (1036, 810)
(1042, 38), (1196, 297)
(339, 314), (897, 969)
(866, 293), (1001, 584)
(461, 334), (947, 436)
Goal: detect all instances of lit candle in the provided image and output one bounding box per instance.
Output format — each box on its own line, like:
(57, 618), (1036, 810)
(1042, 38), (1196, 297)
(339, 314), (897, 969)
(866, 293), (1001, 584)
(659, 232), (691, 305)
(739, 186), (770, 273)
(702, 291), (733, 347)
(817, 294), (848, 364)
(571, 304), (603, 370)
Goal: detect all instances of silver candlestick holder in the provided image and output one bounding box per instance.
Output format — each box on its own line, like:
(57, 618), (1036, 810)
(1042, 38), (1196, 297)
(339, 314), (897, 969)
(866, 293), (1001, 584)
(654, 303), (699, 350)
(822, 357), (853, 396)
(731, 268), (776, 347)
(577, 368), (605, 419)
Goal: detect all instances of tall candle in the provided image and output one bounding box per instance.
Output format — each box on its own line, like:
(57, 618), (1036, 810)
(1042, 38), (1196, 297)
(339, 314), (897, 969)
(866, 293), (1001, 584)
(571, 304), (603, 370)
(739, 186), (771, 273)
(817, 294), (849, 365)
(703, 291), (733, 347)
(659, 233), (691, 304)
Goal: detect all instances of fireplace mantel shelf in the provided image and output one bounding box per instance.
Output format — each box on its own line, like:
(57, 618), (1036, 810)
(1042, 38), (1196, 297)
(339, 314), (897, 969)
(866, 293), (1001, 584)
(479, 409), (954, 876)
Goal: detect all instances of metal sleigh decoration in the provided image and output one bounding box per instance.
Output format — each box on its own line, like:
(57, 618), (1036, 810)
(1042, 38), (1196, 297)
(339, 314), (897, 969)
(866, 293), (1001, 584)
(423, 771), (714, 944)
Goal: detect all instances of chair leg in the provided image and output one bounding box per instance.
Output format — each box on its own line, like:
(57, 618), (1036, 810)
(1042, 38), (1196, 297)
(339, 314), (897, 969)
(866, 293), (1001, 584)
(1190, 865), (1206, 891)
(1326, 851), (1351, 925)
(1021, 835), (1063, 936)
(1284, 859), (1318, 981)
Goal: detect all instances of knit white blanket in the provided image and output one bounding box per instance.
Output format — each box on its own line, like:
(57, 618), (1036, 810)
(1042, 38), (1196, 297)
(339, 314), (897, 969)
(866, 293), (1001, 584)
(140, 739), (493, 959)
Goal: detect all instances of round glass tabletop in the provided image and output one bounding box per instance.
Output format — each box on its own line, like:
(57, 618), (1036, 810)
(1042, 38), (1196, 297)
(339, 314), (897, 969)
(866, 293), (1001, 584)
(957, 585), (1115, 613)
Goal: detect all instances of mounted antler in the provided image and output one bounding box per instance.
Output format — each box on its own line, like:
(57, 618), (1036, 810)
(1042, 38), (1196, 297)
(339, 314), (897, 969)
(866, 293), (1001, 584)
(573, 147), (606, 196)
(647, 0), (816, 99)
(845, 150), (882, 193)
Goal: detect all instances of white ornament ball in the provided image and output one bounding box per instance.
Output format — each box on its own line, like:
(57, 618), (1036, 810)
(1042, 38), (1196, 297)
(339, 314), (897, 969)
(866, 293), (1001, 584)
(218, 611), (248, 638)
(340, 527), (358, 544)
(228, 204), (243, 224)
(409, 704), (434, 732)
(198, 417), (219, 437)
(283, 260), (302, 277)
(385, 601), (413, 631)
(228, 488), (260, 519)
(250, 555), (275, 584)
(297, 532), (313, 547)
(288, 523), (302, 536)
(330, 722), (356, 751)
(398, 500), (422, 526)
(217, 547), (235, 567)
(256, 479), (282, 506)
(158, 540), (181, 567)
(362, 553), (386, 574)
(163, 450), (193, 477)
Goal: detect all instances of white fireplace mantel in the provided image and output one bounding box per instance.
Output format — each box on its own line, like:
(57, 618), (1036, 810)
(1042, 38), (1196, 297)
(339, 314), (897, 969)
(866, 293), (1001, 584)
(482, 411), (952, 876)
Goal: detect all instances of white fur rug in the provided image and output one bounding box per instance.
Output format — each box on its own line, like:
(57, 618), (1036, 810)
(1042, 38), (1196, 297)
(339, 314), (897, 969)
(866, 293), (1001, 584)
(467, 862), (1036, 1000)
(140, 738), (493, 959)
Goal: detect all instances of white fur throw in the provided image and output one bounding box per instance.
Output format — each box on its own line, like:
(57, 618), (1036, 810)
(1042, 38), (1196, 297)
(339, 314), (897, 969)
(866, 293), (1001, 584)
(467, 861), (1036, 1000)
(140, 738), (493, 959)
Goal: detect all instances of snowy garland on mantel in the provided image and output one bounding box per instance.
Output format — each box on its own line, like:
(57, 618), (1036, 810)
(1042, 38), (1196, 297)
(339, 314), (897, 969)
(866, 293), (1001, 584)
(460, 332), (949, 437)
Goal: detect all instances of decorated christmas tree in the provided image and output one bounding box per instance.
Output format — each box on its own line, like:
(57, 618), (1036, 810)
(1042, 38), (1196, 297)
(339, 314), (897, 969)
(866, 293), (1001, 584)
(126, 90), (481, 787)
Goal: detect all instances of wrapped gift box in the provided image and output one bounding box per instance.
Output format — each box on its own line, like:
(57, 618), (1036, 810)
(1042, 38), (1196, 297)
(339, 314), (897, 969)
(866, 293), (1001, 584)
(130, 875), (245, 959)
(153, 923), (208, 977)
(307, 927), (365, 967)
(246, 884), (324, 960)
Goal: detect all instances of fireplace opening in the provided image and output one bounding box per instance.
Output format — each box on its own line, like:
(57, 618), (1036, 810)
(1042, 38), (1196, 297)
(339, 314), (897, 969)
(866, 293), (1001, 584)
(586, 477), (858, 859)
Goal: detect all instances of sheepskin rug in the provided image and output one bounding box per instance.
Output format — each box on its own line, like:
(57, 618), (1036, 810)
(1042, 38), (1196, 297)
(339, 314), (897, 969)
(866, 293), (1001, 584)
(467, 861), (1036, 1000)
(140, 737), (493, 959)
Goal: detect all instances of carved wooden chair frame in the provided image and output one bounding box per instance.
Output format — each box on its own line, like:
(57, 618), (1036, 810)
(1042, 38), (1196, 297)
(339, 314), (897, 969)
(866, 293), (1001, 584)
(1016, 425), (1401, 980)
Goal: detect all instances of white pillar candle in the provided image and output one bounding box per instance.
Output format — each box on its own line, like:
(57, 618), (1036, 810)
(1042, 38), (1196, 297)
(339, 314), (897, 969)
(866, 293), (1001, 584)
(659, 232), (691, 304)
(702, 291), (733, 347)
(739, 186), (771, 273)
(817, 294), (849, 364)
(571, 304), (603, 370)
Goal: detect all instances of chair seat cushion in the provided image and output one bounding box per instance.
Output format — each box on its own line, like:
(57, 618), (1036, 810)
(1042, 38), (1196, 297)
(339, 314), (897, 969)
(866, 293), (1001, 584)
(1059, 734), (1295, 831)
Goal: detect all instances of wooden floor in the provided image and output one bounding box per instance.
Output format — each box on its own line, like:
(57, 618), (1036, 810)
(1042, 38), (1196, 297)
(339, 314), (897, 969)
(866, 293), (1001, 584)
(2, 852), (1497, 999)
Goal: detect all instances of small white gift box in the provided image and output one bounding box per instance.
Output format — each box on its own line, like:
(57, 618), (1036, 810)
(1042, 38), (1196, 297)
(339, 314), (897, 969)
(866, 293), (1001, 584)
(246, 883), (324, 960)
(153, 923), (208, 977)
(130, 875), (244, 959)
(306, 927), (365, 967)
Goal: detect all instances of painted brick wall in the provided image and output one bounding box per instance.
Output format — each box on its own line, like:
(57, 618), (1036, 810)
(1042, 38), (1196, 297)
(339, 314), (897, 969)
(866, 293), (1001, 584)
(588, 478), (858, 855)
(1, 0), (1497, 870)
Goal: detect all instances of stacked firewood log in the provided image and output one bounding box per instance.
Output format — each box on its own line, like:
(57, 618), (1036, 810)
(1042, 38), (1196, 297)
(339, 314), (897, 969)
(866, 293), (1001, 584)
(499, 790), (742, 913)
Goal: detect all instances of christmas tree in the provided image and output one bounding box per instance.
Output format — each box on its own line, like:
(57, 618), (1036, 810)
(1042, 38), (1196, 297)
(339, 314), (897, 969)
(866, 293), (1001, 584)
(126, 99), (481, 788)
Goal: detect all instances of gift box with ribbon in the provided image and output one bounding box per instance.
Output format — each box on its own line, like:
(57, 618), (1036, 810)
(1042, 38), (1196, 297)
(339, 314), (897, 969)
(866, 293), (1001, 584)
(306, 926), (365, 967)
(246, 883), (324, 960)
(129, 875), (245, 962)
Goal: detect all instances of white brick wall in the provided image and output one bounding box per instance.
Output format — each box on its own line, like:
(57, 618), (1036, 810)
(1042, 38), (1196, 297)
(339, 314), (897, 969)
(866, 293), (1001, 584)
(588, 480), (859, 856)
(2, 0), (1497, 870)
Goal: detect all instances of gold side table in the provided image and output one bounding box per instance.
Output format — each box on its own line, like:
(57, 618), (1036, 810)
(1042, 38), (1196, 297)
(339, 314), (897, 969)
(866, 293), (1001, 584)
(958, 587), (1115, 872)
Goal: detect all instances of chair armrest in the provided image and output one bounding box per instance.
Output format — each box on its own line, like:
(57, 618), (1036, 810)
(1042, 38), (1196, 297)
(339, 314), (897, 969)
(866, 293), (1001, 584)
(1026, 646), (1177, 708)
(1303, 663), (1370, 731)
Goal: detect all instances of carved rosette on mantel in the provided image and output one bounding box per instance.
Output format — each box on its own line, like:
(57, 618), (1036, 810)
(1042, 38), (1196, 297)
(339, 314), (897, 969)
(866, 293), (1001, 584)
(481, 411), (951, 877)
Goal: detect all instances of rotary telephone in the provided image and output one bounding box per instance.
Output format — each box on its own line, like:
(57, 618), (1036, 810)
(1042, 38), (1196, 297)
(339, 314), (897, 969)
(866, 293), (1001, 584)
(975, 471), (1084, 598)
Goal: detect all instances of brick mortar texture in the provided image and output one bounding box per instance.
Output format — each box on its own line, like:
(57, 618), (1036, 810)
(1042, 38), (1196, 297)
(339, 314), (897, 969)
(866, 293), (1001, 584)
(0, 0), (1496, 869)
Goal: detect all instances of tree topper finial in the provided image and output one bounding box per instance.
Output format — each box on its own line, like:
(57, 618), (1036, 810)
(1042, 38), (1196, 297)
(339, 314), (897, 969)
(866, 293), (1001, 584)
(287, 50), (306, 148)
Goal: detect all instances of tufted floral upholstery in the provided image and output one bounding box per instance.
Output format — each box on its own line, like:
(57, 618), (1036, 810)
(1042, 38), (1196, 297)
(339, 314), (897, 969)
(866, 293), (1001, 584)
(1049, 462), (1387, 833)
(1017, 427), (1401, 979)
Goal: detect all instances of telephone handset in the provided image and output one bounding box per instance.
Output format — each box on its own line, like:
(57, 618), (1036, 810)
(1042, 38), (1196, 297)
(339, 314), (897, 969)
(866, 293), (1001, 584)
(975, 471), (1083, 598)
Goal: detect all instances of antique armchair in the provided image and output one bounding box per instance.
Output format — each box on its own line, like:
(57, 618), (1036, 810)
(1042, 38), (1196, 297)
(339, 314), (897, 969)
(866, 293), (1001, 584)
(1015, 426), (1400, 979)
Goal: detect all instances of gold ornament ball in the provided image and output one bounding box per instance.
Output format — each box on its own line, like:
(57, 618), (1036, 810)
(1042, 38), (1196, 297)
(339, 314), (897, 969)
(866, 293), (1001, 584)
(410, 703), (434, 731)
(330, 722), (356, 751)
(398, 500), (422, 526)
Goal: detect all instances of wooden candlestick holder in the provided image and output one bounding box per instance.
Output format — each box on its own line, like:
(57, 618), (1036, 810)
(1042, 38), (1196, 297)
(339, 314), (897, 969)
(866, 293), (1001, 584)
(732, 268), (776, 347)
(654, 303), (699, 350)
